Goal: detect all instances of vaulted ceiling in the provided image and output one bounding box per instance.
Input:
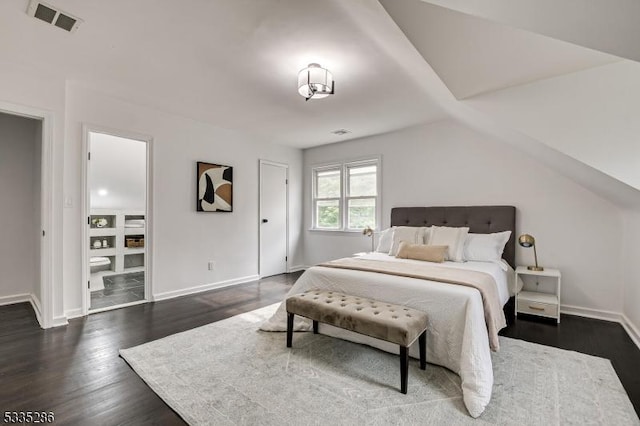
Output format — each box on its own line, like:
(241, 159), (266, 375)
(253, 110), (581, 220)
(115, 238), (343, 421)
(1, 0), (639, 205)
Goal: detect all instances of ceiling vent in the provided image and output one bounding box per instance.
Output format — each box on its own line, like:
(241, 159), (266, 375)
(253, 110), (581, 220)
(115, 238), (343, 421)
(27, 0), (82, 33)
(331, 129), (351, 136)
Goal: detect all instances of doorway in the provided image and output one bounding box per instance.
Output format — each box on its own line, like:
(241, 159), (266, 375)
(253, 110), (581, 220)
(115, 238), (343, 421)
(259, 161), (288, 277)
(84, 129), (150, 313)
(0, 111), (45, 325)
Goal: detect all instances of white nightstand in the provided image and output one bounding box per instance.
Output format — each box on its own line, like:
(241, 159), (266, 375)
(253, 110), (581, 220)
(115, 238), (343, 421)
(515, 266), (561, 323)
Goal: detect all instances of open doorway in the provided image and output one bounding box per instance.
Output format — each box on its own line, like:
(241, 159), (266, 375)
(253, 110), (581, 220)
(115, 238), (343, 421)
(0, 111), (45, 325)
(84, 129), (150, 312)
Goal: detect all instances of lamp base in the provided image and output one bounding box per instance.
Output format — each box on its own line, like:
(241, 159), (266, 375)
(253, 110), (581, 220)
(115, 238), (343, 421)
(527, 265), (544, 271)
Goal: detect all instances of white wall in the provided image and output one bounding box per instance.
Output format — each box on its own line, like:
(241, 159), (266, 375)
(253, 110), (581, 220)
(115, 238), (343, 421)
(303, 120), (625, 314)
(63, 84), (303, 314)
(0, 113), (40, 302)
(622, 210), (640, 344)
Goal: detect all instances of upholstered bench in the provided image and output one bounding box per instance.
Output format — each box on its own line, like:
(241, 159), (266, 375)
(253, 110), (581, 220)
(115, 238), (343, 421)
(286, 290), (428, 394)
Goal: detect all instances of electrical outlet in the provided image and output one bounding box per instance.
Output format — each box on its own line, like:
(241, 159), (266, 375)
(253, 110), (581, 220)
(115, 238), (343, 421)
(208, 261), (216, 270)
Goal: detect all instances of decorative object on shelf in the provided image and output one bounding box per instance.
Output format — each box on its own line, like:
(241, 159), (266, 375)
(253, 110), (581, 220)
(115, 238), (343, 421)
(362, 225), (374, 252)
(92, 217), (108, 228)
(92, 240), (102, 249)
(126, 238), (145, 248)
(298, 63), (334, 101)
(102, 239), (108, 248)
(518, 234), (543, 271)
(197, 162), (233, 212)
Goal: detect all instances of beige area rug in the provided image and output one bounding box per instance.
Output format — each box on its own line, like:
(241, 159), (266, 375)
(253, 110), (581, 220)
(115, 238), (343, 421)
(120, 303), (639, 425)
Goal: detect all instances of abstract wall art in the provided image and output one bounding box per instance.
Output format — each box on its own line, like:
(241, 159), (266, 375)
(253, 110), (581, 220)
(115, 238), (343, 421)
(196, 162), (233, 212)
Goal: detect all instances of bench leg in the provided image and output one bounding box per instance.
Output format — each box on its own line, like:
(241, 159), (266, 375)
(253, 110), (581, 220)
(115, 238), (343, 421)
(287, 312), (294, 348)
(419, 330), (427, 370)
(400, 346), (408, 394)
(313, 320), (319, 334)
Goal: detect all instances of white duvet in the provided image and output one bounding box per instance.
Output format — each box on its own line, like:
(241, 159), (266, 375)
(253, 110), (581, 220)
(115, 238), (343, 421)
(260, 253), (517, 418)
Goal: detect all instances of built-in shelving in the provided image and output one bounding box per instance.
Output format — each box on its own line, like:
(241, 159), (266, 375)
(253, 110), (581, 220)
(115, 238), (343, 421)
(89, 209), (145, 285)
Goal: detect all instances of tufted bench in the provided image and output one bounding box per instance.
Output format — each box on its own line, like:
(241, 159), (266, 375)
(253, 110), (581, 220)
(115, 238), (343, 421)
(286, 290), (428, 394)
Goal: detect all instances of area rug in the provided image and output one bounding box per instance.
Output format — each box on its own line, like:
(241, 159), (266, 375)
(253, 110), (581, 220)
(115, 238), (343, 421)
(120, 304), (639, 425)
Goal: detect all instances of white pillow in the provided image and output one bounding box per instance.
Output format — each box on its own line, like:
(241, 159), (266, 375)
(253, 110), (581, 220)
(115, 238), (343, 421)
(422, 226), (432, 244)
(375, 227), (395, 253)
(388, 227), (426, 256)
(463, 231), (511, 263)
(428, 226), (470, 262)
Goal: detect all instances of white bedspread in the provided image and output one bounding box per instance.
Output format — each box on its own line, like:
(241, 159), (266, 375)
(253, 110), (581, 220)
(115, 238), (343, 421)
(260, 253), (514, 418)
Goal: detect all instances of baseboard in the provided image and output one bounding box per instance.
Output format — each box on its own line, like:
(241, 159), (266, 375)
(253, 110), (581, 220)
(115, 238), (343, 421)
(29, 294), (43, 328)
(51, 315), (69, 327)
(0, 293), (31, 306)
(621, 314), (640, 349)
(561, 304), (640, 350)
(65, 308), (83, 320)
(288, 265), (307, 273)
(152, 274), (260, 302)
(560, 304), (622, 322)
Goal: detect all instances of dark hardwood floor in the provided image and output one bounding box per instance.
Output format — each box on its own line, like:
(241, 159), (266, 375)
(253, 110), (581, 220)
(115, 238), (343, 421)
(2, 272), (639, 424)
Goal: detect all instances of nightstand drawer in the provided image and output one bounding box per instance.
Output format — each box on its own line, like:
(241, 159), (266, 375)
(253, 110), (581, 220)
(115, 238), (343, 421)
(517, 299), (558, 317)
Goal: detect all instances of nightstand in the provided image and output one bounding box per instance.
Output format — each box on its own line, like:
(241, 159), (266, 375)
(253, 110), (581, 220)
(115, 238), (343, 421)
(515, 266), (561, 323)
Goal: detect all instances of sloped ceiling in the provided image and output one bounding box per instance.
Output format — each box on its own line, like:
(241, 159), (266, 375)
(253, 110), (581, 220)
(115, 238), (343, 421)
(391, 2), (619, 99)
(379, 0), (640, 208)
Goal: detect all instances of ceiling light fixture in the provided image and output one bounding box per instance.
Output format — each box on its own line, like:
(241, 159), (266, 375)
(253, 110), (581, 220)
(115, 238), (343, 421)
(297, 63), (334, 101)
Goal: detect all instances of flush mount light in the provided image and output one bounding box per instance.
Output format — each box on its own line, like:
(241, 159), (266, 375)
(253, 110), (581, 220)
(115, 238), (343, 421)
(97, 189), (108, 197)
(297, 63), (334, 101)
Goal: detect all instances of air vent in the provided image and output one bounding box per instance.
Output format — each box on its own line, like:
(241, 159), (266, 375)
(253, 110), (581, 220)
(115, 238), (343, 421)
(27, 0), (82, 33)
(331, 129), (351, 136)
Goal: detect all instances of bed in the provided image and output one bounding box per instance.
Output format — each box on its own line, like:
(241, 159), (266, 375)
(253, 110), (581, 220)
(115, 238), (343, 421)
(261, 206), (517, 418)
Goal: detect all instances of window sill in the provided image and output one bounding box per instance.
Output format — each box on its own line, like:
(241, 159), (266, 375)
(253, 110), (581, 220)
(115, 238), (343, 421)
(308, 228), (376, 236)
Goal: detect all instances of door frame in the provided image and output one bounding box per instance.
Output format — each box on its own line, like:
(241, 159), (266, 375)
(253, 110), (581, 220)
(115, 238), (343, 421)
(0, 101), (54, 329)
(258, 160), (289, 278)
(81, 124), (154, 315)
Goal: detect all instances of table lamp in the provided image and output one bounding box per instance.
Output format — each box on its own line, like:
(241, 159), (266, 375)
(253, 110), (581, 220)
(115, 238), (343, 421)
(518, 234), (543, 271)
(362, 225), (374, 252)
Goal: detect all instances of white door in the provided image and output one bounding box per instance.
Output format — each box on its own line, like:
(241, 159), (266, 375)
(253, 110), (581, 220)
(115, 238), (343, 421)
(260, 161), (288, 277)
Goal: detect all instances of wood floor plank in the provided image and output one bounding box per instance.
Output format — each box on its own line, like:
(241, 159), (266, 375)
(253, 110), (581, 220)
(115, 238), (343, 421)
(2, 272), (639, 424)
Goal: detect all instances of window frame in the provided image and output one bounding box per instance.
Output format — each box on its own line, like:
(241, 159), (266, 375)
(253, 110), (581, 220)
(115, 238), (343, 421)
(311, 156), (381, 232)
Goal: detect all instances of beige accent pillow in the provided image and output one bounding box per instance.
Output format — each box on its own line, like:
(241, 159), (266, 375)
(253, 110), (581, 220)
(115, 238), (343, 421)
(395, 242), (449, 263)
(428, 226), (470, 262)
(388, 226), (426, 256)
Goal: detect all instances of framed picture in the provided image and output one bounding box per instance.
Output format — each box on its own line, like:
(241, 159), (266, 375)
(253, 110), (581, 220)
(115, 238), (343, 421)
(196, 162), (233, 212)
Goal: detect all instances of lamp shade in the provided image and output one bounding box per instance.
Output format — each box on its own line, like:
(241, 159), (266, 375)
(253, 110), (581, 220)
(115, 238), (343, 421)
(518, 234), (535, 248)
(518, 233), (543, 271)
(298, 63), (334, 100)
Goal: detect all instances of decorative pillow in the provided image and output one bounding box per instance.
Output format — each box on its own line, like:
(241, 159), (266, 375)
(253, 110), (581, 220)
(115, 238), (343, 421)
(463, 231), (511, 263)
(375, 227), (395, 253)
(428, 226), (470, 262)
(396, 242), (448, 263)
(388, 226), (426, 256)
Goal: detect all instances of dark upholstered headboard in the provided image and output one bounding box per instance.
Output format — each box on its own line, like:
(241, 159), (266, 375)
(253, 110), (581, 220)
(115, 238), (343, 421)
(390, 206), (516, 268)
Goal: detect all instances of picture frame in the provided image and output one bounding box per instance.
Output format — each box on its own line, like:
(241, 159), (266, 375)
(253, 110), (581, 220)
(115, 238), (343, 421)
(196, 162), (233, 212)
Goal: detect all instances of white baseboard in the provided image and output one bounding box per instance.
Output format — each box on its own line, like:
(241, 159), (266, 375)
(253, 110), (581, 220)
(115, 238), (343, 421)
(30, 294), (43, 328)
(560, 304), (622, 322)
(152, 274), (260, 302)
(65, 308), (83, 320)
(0, 293), (31, 306)
(621, 314), (640, 349)
(288, 265), (307, 273)
(51, 315), (69, 327)
(0, 293), (45, 328)
(561, 304), (640, 350)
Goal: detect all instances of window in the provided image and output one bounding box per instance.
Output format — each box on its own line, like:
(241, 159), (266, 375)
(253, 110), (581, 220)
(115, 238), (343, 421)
(312, 158), (380, 231)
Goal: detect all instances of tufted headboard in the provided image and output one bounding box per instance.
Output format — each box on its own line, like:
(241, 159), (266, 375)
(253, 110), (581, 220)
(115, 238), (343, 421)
(390, 206), (516, 268)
